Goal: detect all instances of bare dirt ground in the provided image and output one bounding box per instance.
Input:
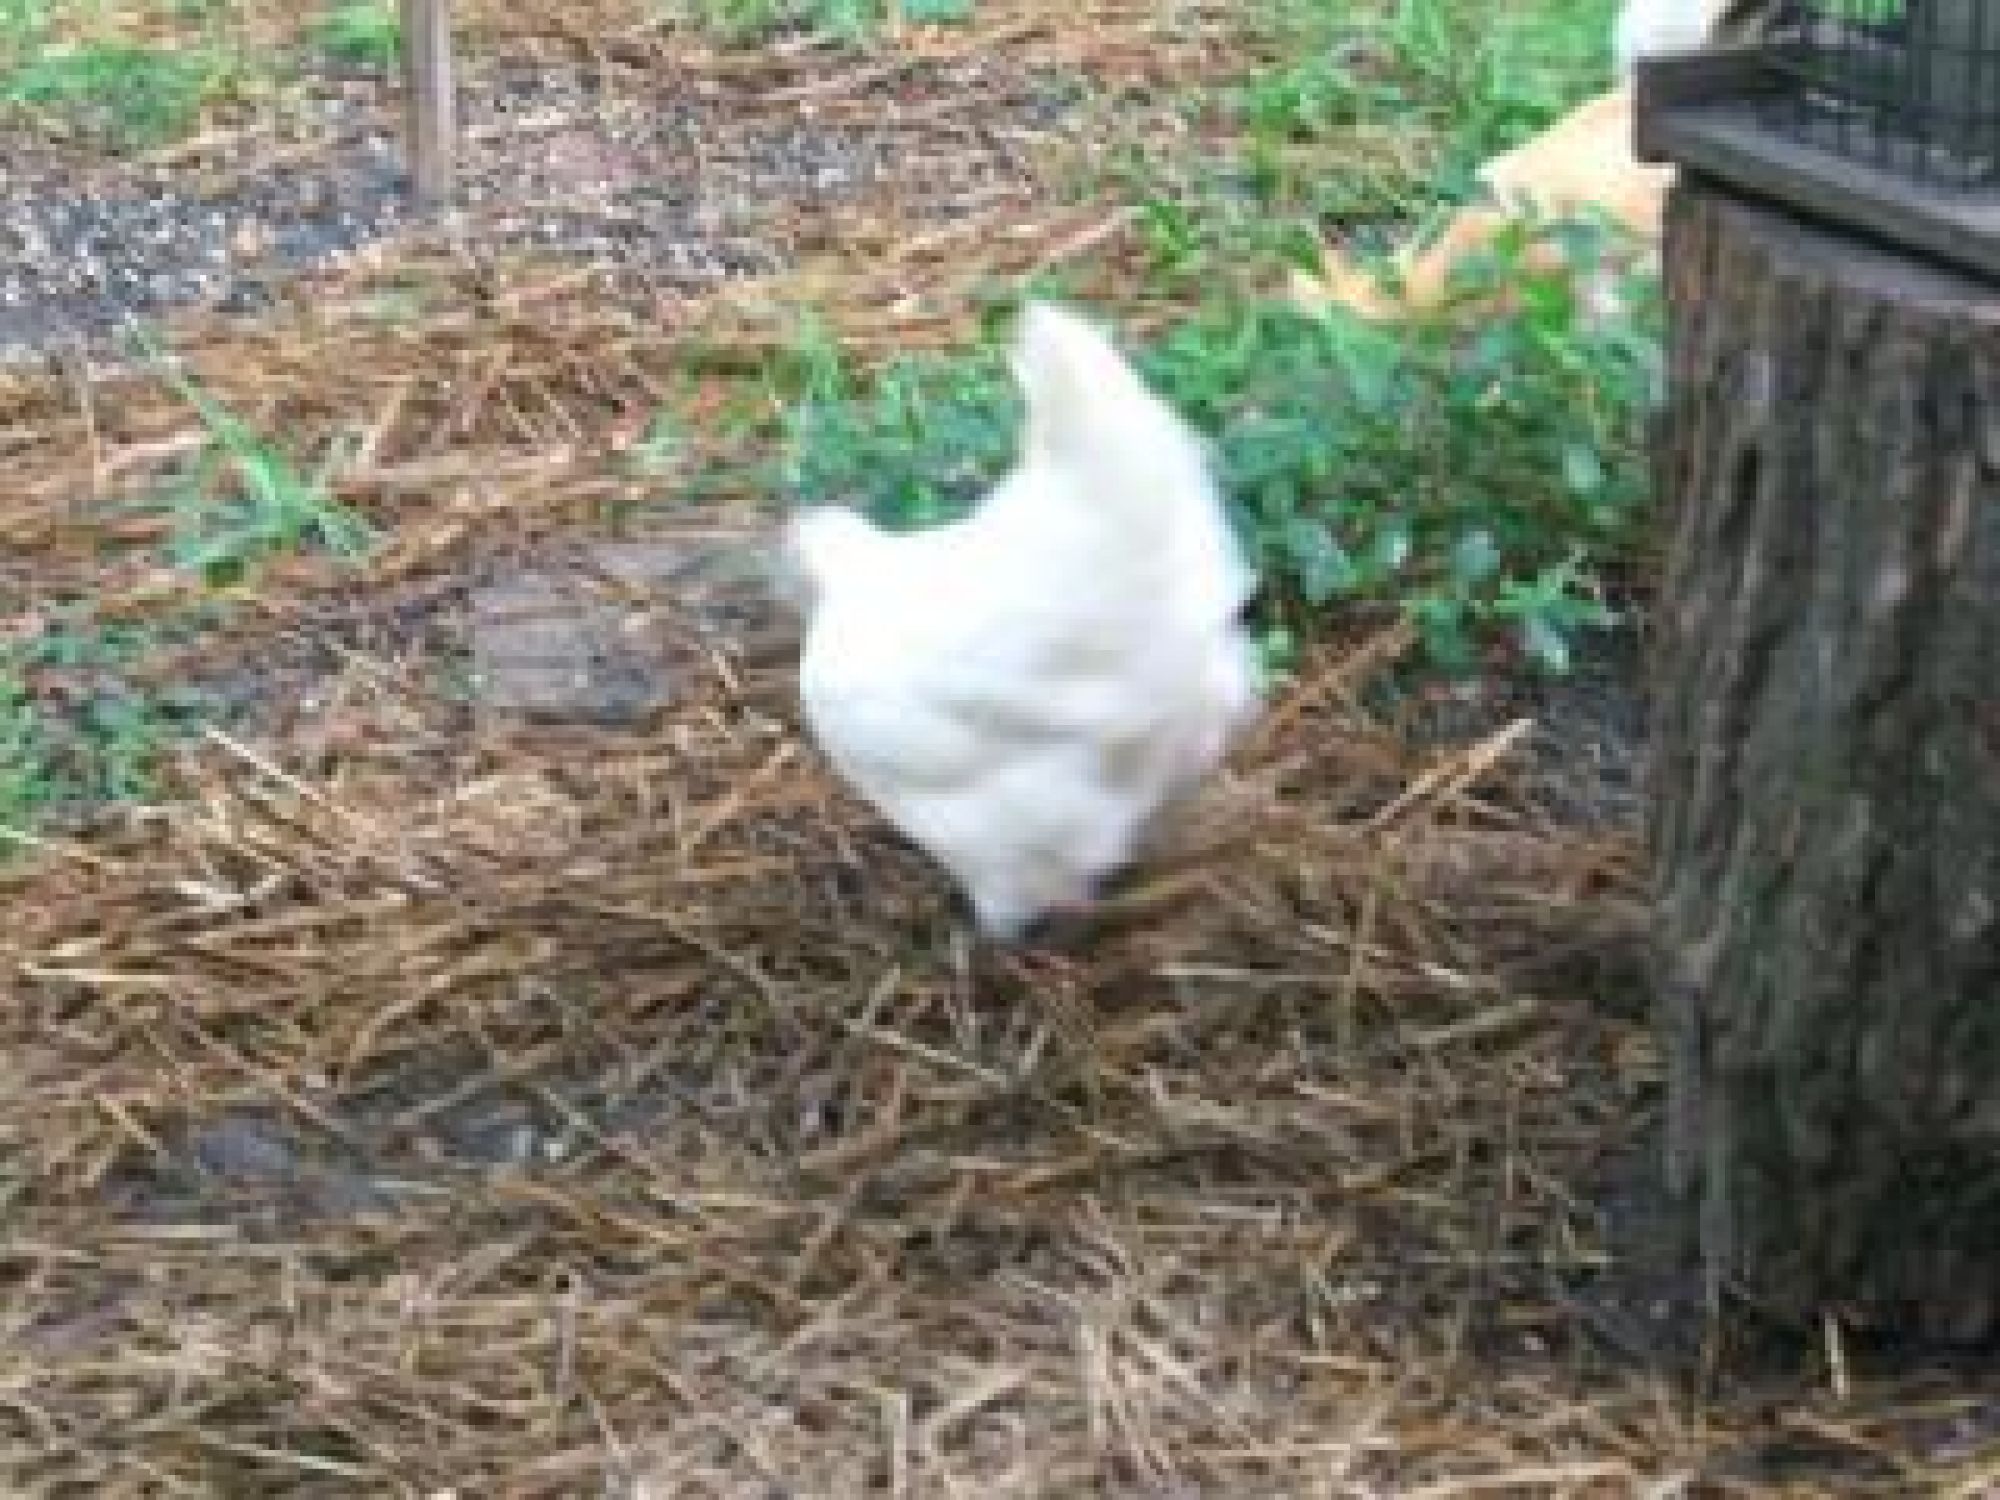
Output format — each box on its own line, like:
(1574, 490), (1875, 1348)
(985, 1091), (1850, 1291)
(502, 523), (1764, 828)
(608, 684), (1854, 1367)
(0, 40), (1075, 353)
(2, 2), (1997, 1494)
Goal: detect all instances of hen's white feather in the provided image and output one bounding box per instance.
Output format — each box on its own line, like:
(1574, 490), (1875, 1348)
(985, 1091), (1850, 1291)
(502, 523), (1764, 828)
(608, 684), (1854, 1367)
(787, 301), (1258, 940)
(1613, 0), (1720, 75)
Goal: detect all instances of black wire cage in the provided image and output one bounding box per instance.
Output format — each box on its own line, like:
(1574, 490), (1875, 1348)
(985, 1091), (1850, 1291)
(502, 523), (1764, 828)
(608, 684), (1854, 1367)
(1758, 0), (2000, 189)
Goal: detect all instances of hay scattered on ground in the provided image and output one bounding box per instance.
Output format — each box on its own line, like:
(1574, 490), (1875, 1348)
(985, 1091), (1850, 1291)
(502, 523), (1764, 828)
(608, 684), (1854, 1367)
(3, 2), (1998, 1494)
(6, 619), (1997, 1494)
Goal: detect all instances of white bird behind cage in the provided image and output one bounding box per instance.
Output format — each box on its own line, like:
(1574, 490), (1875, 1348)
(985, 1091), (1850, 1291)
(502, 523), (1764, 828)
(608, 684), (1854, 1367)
(1615, 0), (1734, 74)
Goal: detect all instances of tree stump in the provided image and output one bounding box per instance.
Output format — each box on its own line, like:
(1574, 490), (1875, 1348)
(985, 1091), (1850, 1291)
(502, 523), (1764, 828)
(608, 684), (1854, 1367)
(1648, 179), (2000, 1345)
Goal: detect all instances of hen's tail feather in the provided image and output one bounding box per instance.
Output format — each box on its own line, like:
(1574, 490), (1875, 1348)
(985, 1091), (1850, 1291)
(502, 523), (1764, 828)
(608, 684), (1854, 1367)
(1011, 303), (1203, 506)
(1011, 302), (1172, 474)
(1007, 301), (1254, 621)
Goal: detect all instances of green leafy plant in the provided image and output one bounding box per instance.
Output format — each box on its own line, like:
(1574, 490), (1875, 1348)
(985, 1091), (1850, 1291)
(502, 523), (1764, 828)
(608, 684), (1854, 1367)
(1352, 0), (1616, 176)
(1176, 214), (1655, 670)
(1235, 47), (1400, 146)
(775, 209), (1657, 676)
(1166, 0), (1625, 300)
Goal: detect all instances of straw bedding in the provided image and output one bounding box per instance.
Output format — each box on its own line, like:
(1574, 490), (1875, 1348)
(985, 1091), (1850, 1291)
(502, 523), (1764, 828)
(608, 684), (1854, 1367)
(2, 2), (1996, 1493)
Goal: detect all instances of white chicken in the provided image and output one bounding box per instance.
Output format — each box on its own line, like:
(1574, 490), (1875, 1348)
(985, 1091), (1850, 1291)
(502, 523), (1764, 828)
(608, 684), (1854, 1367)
(785, 301), (1259, 943)
(1613, 0), (1724, 75)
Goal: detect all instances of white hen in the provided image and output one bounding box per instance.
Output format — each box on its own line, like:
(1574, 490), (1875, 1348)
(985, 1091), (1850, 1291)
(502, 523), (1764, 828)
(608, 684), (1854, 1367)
(1614, 0), (1726, 75)
(787, 301), (1259, 942)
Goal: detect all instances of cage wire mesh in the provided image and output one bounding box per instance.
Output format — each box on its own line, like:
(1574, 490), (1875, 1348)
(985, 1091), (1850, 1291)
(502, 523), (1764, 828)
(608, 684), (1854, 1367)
(1758, 0), (2000, 189)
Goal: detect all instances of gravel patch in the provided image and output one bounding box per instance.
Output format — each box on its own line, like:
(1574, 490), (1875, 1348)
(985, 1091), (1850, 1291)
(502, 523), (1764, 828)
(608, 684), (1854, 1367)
(0, 51), (1080, 357)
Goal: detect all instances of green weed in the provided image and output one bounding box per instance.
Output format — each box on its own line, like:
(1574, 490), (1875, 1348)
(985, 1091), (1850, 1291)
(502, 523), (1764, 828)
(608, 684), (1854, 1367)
(0, 615), (212, 839)
(137, 342), (376, 588)
(0, 0), (48, 61)
(773, 326), (1019, 532)
(0, 0), (257, 148)
(2, 38), (228, 146)
(312, 0), (400, 68)
(0, 338), (372, 842)
(0, 675), (52, 832)
(675, 0), (972, 46)
(1247, 0), (1617, 171)
(1119, 0), (1624, 299)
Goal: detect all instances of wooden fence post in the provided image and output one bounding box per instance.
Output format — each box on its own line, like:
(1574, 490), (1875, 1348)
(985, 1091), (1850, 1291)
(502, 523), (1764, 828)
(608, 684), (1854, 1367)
(400, 0), (456, 207)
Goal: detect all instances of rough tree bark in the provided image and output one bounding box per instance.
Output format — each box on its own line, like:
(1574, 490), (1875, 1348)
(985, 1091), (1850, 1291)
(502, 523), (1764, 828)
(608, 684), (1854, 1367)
(1648, 179), (2000, 1344)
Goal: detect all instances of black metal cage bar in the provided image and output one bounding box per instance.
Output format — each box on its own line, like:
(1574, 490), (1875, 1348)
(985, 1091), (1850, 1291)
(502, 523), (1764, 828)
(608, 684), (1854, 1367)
(1757, 0), (2000, 189)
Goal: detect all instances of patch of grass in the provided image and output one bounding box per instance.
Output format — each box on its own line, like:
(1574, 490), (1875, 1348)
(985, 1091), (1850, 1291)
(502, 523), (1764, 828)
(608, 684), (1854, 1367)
(770, 314), (1020, 531)
(0, 0), (47, 58)
(2, 38), (227, 146)
(676, 0), (973, 46)
(0, 614), (213, 839)
(143, 345), (376, 588)
(1112, 0), (1624, 302)
(0, 676), (54, 832)
(311, 0), (400, 69)
(1245, 0), (1619, 177)
(1, 338), (373, 842)
(0, 0), (254, 148)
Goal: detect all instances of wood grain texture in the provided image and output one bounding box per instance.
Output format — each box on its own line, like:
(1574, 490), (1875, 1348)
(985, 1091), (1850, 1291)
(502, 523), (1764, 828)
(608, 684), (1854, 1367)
(1649, 178), (2000, 1344)
(401, 0), (457, 206)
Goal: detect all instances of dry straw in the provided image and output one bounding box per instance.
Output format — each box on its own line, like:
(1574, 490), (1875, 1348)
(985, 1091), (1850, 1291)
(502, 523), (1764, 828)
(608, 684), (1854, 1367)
(1, 0), (1994, 1492)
